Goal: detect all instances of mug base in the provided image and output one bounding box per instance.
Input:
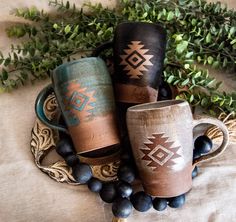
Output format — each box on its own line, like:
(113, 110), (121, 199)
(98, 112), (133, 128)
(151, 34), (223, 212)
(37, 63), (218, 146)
(140, 163), (193, 198)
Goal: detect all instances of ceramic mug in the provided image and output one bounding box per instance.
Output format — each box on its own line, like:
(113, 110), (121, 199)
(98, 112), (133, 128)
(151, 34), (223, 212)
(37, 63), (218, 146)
(126, 100), (229, 197)
(93, 21), (167, 104)
(35, 57), (120, 154)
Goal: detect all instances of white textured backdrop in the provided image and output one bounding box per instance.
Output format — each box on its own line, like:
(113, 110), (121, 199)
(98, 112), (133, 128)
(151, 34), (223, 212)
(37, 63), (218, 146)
(0, 1), (236, 222)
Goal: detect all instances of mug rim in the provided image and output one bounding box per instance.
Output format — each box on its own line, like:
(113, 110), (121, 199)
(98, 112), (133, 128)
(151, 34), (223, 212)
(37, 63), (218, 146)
(52, 57), (102, 76)
(127, 100), (188, 112)
(116, 21), (166, 34)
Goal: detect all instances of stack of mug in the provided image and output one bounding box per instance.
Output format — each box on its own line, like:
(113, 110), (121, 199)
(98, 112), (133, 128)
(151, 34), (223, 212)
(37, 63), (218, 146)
(35, 22), (229, 198)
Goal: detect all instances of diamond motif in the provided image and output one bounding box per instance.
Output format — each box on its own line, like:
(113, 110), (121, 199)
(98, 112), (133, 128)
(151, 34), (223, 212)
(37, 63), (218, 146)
(120, 41), (154, 79)
(69, 91), (89, 111)
(61, 81), (96, 126)
(126, 50), (145, 68)
(148, 145), (174, 166)
(141, 133), (181, 170)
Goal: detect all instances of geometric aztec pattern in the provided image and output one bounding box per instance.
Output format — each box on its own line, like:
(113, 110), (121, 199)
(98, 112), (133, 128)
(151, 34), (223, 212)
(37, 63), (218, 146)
(141, 133), (181, 171)
(120, 41), (154, 79)
(61, 80), (96, 126)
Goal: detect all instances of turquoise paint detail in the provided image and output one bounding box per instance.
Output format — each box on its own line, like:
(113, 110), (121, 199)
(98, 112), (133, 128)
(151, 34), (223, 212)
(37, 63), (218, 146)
(35, 84), (68, 133)
(36, 57), (116, 129)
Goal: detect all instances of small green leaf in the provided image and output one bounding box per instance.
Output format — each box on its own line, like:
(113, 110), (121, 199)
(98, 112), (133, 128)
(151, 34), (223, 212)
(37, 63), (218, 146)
(212, 61), (220, 69)
(13, 52), (18, 61)
(220, 100), (225, 106)
(230, 39), (236, 45)
(97, 30), (103, 36)
(4, 57), (11, 66)
(207, 56), (214, 65)
(205, 33), (212, 43)
(173, 79), (180, 85)
(229, 27), (236, 36)
(191, 18), (197, 26)
(53, 24), (58, 29)
(142, 12), (148, 18)
(64, 25), (71, 34)
(175, 8), (180, 17)
(181, 78), (190, 86)
(206, 79), (216, 86)
(184, 64), (190, 69)
(211, 95), (219, 102)
(167, 11), (174, 21)
(194, 71), (201, 78)
(74, 25), (79, 33)
(174, 34), (183, 42)
(219, 42), (224, 50)
(167, 75), (175, 83)
(2, 68), (8, 80)
(223, 57), (228, 67)
(185, 51), (193, 59)
(176, 41), (188, 54)
(69, 32), (77, 39)
(197, 56), (201, 62)
(189, 94), (194, 103)
(201, 97), (208, 107)
(66, 1), (70, 9)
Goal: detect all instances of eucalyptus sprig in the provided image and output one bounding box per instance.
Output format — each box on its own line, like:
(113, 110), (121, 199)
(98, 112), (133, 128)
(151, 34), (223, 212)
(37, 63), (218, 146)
(0, 0), (235, 116)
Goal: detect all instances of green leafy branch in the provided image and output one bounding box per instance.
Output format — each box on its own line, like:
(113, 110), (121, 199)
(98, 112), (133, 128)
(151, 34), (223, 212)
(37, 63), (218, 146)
(0, 0), (235, 116)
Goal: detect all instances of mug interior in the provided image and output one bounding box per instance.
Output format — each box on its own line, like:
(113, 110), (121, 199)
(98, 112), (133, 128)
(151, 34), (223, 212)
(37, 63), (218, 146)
(127, 100), (187, 112)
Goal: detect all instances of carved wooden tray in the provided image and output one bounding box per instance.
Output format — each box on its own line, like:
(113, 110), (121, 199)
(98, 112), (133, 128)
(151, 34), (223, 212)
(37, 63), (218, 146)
(30, 93), (120, 184)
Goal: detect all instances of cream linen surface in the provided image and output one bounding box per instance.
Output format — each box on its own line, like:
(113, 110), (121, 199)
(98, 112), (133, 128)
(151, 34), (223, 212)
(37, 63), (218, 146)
(0, 1), (236, 222)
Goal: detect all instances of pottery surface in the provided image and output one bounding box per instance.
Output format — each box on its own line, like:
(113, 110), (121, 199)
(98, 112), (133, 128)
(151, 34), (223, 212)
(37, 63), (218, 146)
(35, 57), (120, 154)
(94, 22), (167, 104)
(126, 100), (229, 197)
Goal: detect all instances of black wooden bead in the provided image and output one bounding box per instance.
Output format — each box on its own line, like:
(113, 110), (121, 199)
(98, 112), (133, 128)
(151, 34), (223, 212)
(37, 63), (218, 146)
(99, 182), (117, 203)
(130, 191), (152, 212)
(168, 194), (186, 208)
(120, 151), (132, 163)
(194, 135), (213, 156)
(112, 198), (133, 218)
(117, 165), (136, 184)
(116, 181), (133, 198)
(72, 163), (92, 184)
(153, 198), (168, 211)
(157, 81), (172, 101)
(56, 138), (75, 158)
(193, 149), (201, 160)
(64, 154), (80, 167)
(192, 166), (199, 179)
(88, 178), (103, 193)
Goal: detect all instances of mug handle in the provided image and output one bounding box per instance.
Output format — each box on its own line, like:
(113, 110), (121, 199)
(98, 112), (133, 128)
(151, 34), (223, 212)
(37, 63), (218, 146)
(91, 41), (113, 57)
(35, 84), (69, 133)
(192, 115), (229, 165)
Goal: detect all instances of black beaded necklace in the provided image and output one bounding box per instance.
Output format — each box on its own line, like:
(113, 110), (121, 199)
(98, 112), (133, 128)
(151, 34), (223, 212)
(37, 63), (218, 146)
(56, 134), (212, 220)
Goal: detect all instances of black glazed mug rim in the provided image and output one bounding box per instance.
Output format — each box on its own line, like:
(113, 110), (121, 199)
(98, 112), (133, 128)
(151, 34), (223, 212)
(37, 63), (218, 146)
(116, 21), (166, 35)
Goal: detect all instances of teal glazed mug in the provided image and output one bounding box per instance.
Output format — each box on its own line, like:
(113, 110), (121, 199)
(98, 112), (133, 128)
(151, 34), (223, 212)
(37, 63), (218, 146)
(35, 57), (120, 154)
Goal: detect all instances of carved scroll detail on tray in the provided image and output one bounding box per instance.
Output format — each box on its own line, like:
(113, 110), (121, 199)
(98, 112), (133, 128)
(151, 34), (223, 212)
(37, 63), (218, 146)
(30, 94), (119, 185)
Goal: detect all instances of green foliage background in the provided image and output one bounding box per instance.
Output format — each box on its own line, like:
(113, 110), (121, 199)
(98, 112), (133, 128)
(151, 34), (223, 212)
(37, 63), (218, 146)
(0, 0), (235, 116)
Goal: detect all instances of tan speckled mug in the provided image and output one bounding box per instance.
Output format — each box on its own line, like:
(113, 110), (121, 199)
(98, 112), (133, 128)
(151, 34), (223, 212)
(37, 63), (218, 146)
(126, 100), (229, 197)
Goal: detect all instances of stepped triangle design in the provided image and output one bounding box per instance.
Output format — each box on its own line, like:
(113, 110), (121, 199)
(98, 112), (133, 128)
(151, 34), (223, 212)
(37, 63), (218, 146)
(141, 133), (181, 171)
(120, 41), (154, 79)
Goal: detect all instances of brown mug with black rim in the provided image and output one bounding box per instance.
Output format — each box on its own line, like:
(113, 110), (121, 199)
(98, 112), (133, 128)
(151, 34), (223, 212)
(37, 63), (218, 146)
(93, 21), (167, 104)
